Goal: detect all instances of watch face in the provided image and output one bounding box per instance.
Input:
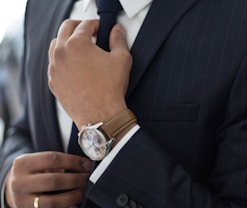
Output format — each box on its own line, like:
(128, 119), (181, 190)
(79, 128), (107, 161)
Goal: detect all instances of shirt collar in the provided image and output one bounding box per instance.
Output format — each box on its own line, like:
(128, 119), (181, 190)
(82, 0), (92, 12)
(119, 0), (153, 18)
(82, 0), (153, 18)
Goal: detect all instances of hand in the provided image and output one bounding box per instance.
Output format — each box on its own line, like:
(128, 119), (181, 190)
(5, 152), (92, 208)
(48, 20), (133, 129)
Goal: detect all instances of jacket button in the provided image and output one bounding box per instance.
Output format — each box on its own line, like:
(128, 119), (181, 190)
(116, 193), (129, 207)
(124, 200), (137, 208)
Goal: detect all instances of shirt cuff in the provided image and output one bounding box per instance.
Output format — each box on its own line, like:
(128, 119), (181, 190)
(89, 124), (140, 184)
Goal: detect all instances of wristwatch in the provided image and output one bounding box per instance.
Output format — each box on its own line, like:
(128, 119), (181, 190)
(78, 109), (137, 161)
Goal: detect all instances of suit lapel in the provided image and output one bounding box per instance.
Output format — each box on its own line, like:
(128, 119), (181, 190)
(44, 0), (77, 42)
(41, 0), (76, 107)
(31, 0), (77, 150)
(127, 0), (198, 97)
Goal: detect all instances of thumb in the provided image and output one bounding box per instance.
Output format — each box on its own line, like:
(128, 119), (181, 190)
(109, 24), (129, 52)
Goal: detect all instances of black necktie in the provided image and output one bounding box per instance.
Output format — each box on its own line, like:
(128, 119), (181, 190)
(67, 121), (84, 155)
(67, 0), (123, 156)
(96, 0), (123, 51)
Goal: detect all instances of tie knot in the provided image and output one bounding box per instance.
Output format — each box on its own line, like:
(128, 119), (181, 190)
(96, 0), (123, 14)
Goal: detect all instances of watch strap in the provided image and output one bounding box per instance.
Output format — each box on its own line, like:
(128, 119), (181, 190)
(100, 109), (137, 139)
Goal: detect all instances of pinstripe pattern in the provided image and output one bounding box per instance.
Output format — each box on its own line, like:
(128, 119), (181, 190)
(1, 0), (247, 207)
(89, 0), (247, 207)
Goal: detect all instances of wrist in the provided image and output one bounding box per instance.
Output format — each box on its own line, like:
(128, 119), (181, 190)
(78, 109), (137, 161)
(75, 103), (127, 130)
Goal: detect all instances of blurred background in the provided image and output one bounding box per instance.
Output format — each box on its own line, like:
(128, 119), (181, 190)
(0, 0), (27, 146)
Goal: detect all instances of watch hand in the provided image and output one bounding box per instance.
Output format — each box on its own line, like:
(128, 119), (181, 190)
(86, 143), (95, 151)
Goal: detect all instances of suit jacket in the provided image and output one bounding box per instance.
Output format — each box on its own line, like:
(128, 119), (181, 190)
(1, 0), (247, 207)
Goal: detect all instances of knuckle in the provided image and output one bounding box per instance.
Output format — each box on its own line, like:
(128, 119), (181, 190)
(48, 78), (54, 92)
(79, 174), (89, 189)
(13, 154), (27, 171)
(14, 196), (26, 208)
(112, 28), (121, 39)
(47, 152), (61, 166)
(63, 19), (74, 25)
(48, 63), (54, 75)
(12, 158), (21, 172)
(48, 64), (55, 78)
(123, 50), (132, 62)
(11, 177), (22, 193)
(48, 174), (60, 189)
(43, 198), (56, 208)
(68, 189), (83, 205)
(47, 64), (55, 90)
(119, 49), (130, 58)
(49, 38), (57, 50)
(66, 36), (82, 52)
(78, 175), (83, 186)
(59, 19), (81, 34)
(53, 44), (65, 61)
(75, 189), (84, 203)
(118, 50), (133, 65)
(66, 37), (76, 48)
(62, 19), (76, 27)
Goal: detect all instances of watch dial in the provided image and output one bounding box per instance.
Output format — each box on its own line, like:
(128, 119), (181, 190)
(81, 129), (107, 160)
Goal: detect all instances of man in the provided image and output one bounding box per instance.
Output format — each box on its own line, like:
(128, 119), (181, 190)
(1, 0), (247, 207)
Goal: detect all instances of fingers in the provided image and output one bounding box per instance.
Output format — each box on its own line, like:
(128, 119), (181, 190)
(49, 19), (99, 64)
(109, 24), (129, 52)
(70, 20), (99, 41)
(9, 173), (88, 203)
(14, 152), (92, 174)
(14, 189), (83, 208)
(23, 173), (89, 193)
(49, 19), (81, 64)
(50, 20), (127, 62)
(48, 39), (56, 64)
(38, 189), (83, 208)
(57, 19), (82, 41)
(6, 152), (91, 208)
(109, 24), (132, 67)
(109, 24), (133, 73)
(56, 19), (99, 45)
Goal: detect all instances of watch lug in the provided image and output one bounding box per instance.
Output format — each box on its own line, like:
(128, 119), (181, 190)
(91, 122), (103, 129)
(106, 138), (116, 149)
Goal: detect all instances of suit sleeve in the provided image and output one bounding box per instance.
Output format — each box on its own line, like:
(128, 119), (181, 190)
(0, 110), (34, 208)
(86, 55), (247, 208)
(0, 2), (34, 205)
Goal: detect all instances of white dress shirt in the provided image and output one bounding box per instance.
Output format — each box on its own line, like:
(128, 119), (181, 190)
(57, 0), (152, 183)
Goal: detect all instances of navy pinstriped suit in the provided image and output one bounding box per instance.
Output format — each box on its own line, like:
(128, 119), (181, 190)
(1, 0), (247, 207)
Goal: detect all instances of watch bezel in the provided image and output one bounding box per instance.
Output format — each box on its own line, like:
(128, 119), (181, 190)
(78, 124), (110, 161)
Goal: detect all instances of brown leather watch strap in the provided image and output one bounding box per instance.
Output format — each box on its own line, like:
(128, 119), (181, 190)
(100, 109), (137, 139)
